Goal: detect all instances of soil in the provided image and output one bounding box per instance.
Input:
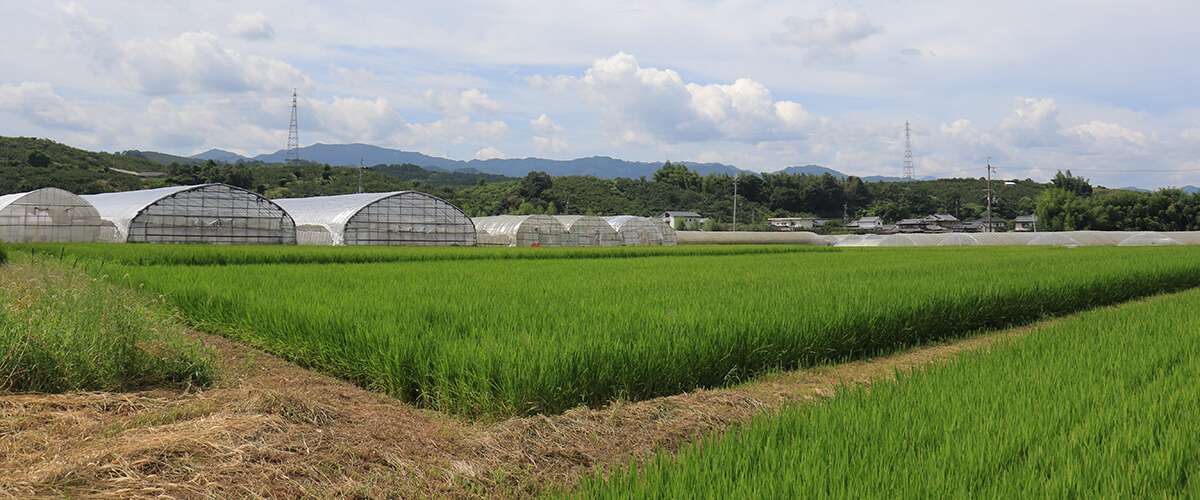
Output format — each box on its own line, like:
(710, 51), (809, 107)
(0, 320), (1037, 499)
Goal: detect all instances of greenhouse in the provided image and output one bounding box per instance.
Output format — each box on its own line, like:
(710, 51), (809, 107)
(604, 216), (677, 246)
(675, 231), (826, 245)
(472, 214), (572, 247)
(554, 215), (622, 247)
(82, 184), (296, 244)
(275, 191), (475, 246)
(0, 187), (105, 243)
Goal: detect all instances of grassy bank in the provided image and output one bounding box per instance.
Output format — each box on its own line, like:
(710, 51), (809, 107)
(0, 252), (217, 393)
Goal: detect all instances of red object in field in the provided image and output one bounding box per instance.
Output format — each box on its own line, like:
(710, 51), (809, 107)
(531, 243), (540, 247)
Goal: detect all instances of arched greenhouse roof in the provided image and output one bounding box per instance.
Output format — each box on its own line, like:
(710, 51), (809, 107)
(675, 231), (827, 245)
(1118, 232), (1182, 246)
(0, 187), (104, 243)
(604, 216), (673, 246)
(472, 214), (572, 247)
(274, 191), (475, 246)
(81, 184), (296, 244)
(554, 215), (622, 247)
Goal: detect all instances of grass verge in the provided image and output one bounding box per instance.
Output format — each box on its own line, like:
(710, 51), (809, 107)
(0, 251), (217, 393)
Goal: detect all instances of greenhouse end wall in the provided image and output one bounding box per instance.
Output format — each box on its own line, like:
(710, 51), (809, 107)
(0, 187), (104, 243)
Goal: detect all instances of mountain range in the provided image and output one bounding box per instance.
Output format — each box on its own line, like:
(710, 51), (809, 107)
(181, 143), (1194, 193)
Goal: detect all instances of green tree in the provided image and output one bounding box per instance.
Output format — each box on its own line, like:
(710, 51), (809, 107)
(1050, 170), (1093, 196)
(519, 171), (553, 200)
(26, 150), (51, 168)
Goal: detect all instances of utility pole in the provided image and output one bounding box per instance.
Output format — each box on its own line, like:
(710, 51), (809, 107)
(358, 158), (366, 193)
(985, 157), (995, 233)
(732, 175), (740, 232)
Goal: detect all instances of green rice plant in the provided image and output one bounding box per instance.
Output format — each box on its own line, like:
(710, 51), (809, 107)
(568, 286), (1200, 498)
(19, 242), (831, 267)
(0, 240), (7, 264)
(0, 253), (217, 393)
(96, 246), (1200, 417)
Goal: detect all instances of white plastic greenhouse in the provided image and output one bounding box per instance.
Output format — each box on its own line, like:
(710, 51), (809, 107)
(0, 187), (105, 243)
(674, 231), (827, 245)
(81, 184), (297, 244)
(604, 216), (677, 246)
(472, 214), (572, 247)
(554, 215), (622, 247)
(275, 191), (475, 246)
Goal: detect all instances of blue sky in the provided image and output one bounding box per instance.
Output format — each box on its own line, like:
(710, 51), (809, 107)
(1, 1), (1198, 188)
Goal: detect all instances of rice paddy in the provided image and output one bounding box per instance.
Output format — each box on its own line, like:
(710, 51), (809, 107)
(52, 244), (1200, 418)
(569, 285), (1200, 498)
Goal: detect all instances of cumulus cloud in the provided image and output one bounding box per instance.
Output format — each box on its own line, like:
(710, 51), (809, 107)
(553, 53), (814, 145)
(1060, 121), (1148, 149)
(227, 12), (275, 41)
(0, 82), (93, 130)
(999, 97), (1063, 147)
(309, 96), (407, 144)
(532, 136), (568, 154)
(772, 9), (884, 65)
(1179, 128), (1200, 142)
(57, 3), (305, 95)
(531, 113), (563, 134)
(423, 88), (500, 115)
(474, 146), (504, 160)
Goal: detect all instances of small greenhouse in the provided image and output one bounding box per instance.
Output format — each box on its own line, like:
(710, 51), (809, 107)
(0, 187), (105, 243)
(81, 184), (296, 244)
(1118, 232), (1182, 246)
(554, 215), (622, 247)
(604, 216), (675, 246)
(472, 214), (572, 247)
(275, 191), (475, 246)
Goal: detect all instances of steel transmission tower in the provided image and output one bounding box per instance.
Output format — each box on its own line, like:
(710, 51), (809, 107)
(286, 89), (300, 164)
(903, 121), (915, 181)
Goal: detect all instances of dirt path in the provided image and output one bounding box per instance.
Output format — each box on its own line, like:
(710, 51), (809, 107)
(1, 323), (1033, 498)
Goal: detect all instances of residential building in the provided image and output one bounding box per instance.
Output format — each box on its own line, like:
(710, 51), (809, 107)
(767, 217), (825, 231)
(659, 211), (704, 229)
(1014, 214), (1038, 232)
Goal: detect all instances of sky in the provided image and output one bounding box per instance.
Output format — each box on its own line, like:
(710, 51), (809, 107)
(1, 1), (1198, 188)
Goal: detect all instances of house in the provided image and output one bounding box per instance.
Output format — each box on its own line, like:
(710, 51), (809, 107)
(767, 217), (825, 231)
(896, 218), (924, 232)
(961, 217), (1006, 232)
(922, 213), (959, 232)
(847, 216), (885, 231)
(659, 211), (704, 229)
(1014, 214), (1038, 232)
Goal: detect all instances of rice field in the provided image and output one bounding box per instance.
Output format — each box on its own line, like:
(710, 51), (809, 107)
(67, 244), (1200, 417)
(570, 285), (1200, 498)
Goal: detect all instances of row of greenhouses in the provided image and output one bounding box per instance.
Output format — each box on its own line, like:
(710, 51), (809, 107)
(0, 185), (677, 247)
(471, 214), (677, 247)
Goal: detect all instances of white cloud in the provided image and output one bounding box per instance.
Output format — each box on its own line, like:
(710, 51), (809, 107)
(771, 10), (884, 65)
(532, 136), (568, 154)
(228, 12), (274, 41)
(998, 97), (1062, 147)
(404, 116), (511, 148)
(474, 146), (504, 160)
(57, 3), (305, 96)
(1179, 128), (1200, 142)
(559, 52), (817, 145)
(309, 96), (407, 144)
(330, 65), (379, 88)
(530, 113), (563, 134)
(0, 82), (93, 130)
(423, 88), (500, 115)
(1060, 121), (1148, 148)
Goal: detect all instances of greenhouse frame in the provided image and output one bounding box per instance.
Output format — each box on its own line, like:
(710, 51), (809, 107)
(275, 191), (476, 246)
(472, 214), (572, 247)
(554, 215), (622, 247)
(0, 187), (105, 243)
(81, 184), (297, 244)
(604, 216), (677, 246)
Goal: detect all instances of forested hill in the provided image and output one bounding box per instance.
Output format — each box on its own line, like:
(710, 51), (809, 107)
(6, 136), (1197, 231)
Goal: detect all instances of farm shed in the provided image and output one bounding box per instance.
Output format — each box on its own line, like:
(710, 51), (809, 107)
(82, 184), (296, 244)
(604, 216), (677, 246)
(472, 214), (572, 247)
(275, 191), (475, 246)
(554, 215), (621, 247)
(674, 231), (826, 245)
(0, 187), (105, 243)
